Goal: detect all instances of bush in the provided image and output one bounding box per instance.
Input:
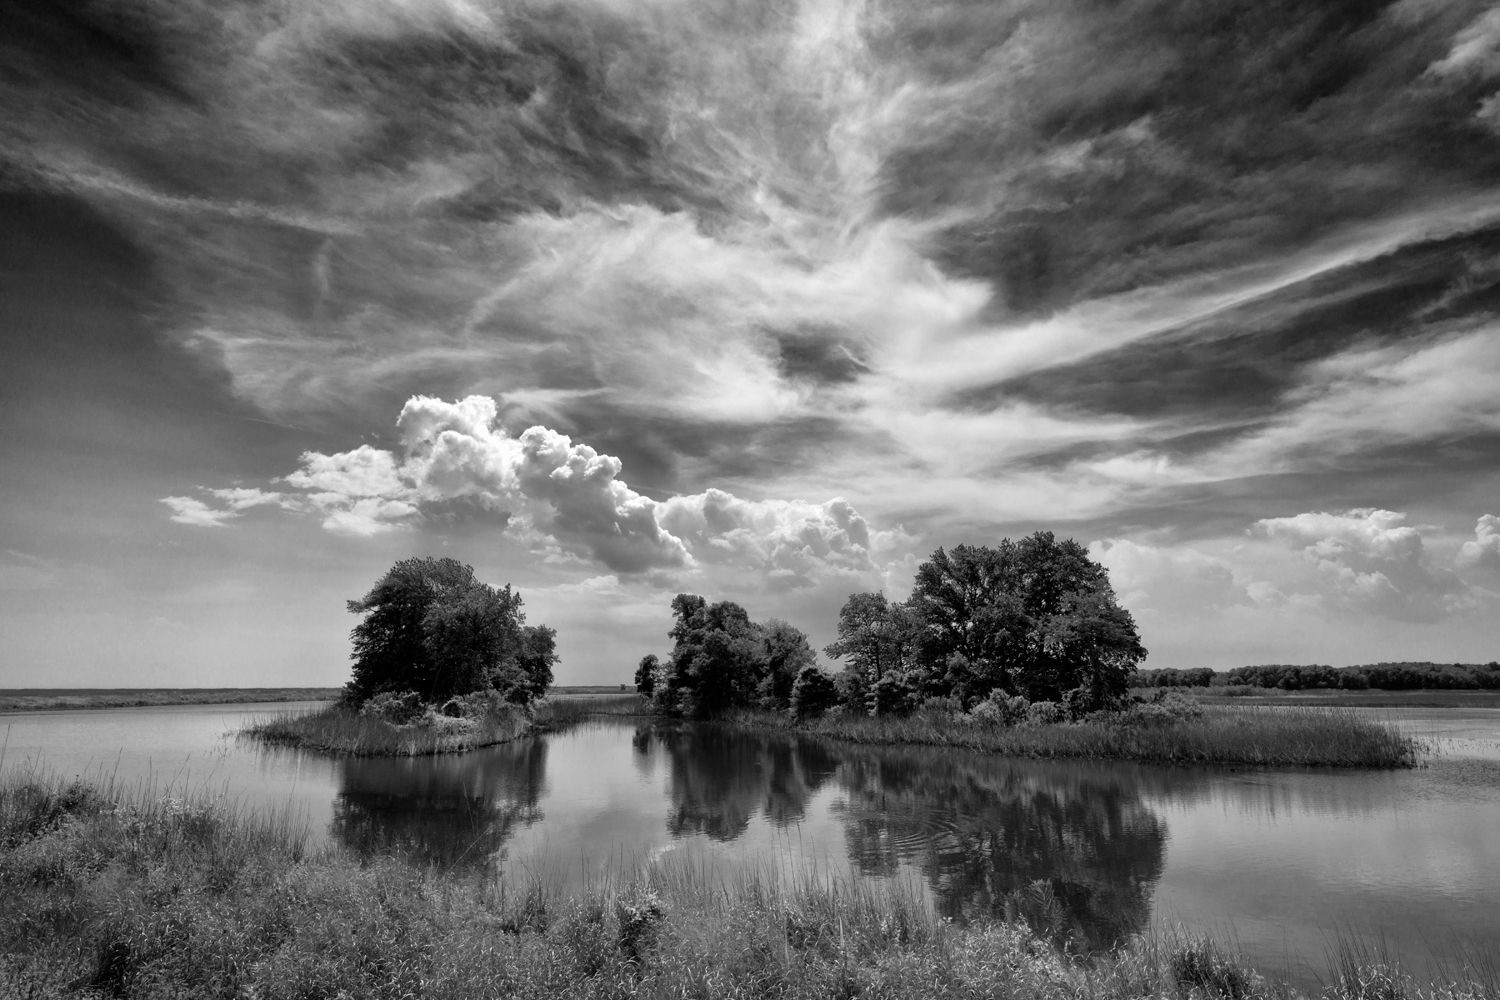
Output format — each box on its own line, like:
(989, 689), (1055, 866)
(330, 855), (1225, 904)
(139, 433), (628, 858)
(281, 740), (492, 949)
(968, 692), (1030, 726)
(359, 691), (425, 725)
(1026, 701), (1065, 725)
(790, 667), (840, 720)
(867, 672), (922, 717)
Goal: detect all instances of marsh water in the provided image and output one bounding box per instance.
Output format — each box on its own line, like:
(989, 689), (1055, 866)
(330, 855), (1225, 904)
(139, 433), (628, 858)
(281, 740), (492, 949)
(4, 703), (1499, 987)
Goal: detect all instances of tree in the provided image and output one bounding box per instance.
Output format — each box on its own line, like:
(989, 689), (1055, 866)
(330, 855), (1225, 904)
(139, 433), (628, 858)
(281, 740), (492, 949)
(826, 533), (1146, 715)
(345, 557), (557, 705)
(790, 665), (840, 719)
(650, 596), (818, 717)
(635, 654), (660, 696)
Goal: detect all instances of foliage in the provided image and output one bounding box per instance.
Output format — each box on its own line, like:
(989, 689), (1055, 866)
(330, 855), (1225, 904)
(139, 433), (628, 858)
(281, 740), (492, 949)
(345, 557), (557, 705)
(790, 666), (840, 720)
(826, 533), (1146, 716)
(1136, 667), (1216, 688)
(650, 595), (818, 718)
(635, 654), (660, 696)
(1228, 662), (1500, 691)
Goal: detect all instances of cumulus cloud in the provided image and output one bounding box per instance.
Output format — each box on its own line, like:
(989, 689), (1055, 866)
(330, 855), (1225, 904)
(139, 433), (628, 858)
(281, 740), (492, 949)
(170, 394), (892, 584)
(1459, 514), (1500, 570)
(1088, 539), (1250, 613)
(1252, 509), (1477, 619)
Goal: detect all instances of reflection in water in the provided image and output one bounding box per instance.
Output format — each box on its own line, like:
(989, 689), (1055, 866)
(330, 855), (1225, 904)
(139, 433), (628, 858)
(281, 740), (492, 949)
(833, 747), (1165, 952)
(641, 724), (840, 840)
(643, 722), (1164, 952)
(331, 739), (548, 867)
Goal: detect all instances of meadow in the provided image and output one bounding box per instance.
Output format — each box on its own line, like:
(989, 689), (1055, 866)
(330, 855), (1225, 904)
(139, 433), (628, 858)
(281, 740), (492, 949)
(730, 703), (1418, 768)
(1, 771), (1488, 1000)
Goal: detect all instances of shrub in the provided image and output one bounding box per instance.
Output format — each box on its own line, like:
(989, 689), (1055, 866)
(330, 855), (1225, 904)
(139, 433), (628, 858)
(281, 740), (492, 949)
(1026, 701), (1065, 725)
(359, 691), (424, 725)
(867, 671), (922, 717)
(968, 692), (1030, 726)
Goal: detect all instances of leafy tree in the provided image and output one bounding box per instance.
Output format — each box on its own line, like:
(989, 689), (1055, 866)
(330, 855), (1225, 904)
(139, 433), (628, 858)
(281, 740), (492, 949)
(634, 654), (660, 696)
(345, 557), (557, 705)
(790, 666), (840, 719)
(827, 533), (1146, 715)
(756, 619), (817, 709)
(651, 596), (818, 717)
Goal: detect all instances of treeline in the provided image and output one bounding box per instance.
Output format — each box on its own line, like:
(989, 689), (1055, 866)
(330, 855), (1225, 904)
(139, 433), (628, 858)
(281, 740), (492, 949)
(638, 533), (1147, 720)
(1225, 661), (1500, 691)
(1134, 668), (1215, 688)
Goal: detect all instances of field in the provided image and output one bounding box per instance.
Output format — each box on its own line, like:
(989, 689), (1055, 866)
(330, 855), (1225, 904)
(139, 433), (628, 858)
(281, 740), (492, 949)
(0, 688), (341, 713)
(731, 703), (1418, 768)
(1, 772), (1489, 1000)
(1180, 688), (1500, 709)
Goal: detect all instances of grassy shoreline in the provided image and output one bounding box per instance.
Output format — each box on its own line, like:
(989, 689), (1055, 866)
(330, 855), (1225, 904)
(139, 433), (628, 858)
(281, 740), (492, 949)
(1, 773), (1488, 1000)
(241, 695), (650, 756)
(725, 704), (1418, 768)
(0, 688), (341, 714)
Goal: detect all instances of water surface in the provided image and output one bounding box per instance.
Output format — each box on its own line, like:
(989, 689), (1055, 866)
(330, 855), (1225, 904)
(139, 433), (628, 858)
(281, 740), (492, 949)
(4, 703), (1498, 986)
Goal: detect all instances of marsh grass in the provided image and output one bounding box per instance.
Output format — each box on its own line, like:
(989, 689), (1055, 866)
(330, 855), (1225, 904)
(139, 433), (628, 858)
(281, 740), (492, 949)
(727, 704), (1418, 767)
(243, 703), (533, 756)
(242, 694), (651, 757)
(1, 771), (1489, 1000)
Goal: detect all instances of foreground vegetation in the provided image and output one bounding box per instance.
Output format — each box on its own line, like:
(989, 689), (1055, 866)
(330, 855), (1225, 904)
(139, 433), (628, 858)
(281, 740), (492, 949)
(1, 773), (1487, 1000)
(727, 702), (1419, 768)
(0, 688), (340, 713)
(243, 694), (649, 755)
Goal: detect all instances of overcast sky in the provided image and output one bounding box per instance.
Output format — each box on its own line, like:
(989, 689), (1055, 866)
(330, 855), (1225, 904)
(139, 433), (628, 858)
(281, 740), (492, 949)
(3, 0), (1500, 688)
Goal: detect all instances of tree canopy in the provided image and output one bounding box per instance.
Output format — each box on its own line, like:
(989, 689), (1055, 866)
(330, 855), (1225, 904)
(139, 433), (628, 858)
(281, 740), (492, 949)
(645, 595), (817, 718)
(345, 557), (556, 705)
(826, 533), (1145, 714)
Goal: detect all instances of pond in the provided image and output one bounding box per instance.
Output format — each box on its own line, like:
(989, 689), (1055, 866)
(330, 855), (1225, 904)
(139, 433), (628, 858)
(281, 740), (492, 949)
(3, 703), (1498, 987)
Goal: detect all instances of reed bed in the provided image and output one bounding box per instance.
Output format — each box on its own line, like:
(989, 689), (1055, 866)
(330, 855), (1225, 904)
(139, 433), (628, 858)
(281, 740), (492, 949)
(243, 703), (533, 756)
(242, 694), (651, 756)
(1, 771), (1487, 1000)
(728, 704), (1418, 768)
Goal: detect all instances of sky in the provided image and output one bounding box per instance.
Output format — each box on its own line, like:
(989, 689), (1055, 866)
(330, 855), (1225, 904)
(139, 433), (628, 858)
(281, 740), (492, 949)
(2, 0), (1499, 688)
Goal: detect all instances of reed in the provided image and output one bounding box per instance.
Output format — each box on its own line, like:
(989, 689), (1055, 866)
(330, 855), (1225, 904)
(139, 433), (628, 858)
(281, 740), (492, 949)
(726, 704), (1418, 767)
(242, 694), (651, 756)
(243, 702), (533, 756)
(0, 772), (1486, 1000)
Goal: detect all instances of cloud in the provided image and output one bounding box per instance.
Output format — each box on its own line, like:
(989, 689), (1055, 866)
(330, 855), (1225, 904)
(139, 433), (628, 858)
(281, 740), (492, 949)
(1459, 514), (1500, 570)
(1427, 7), (1500, 79)
(171, 394), (894, 584)
(1252, 509), (1476, 619)
(1088, 539), (1250, 613)
(160, 488), (301, 527)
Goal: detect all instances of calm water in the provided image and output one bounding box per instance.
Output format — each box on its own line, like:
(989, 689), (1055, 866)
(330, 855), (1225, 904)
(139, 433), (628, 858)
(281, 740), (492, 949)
(3, 703), (1499, 986)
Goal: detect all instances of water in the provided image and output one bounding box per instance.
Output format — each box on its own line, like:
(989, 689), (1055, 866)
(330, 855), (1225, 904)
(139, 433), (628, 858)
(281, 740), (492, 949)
(3, 703), (1499, 986)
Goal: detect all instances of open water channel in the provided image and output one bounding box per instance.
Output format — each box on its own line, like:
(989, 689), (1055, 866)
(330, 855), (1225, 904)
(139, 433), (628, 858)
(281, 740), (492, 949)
(3, 702), (1498, 988)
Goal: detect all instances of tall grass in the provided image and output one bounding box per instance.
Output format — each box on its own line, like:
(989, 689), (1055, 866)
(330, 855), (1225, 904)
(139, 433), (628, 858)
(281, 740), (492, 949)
(1, 772), (1487, 1000)
(244, 703), (533, 756)
(728, 704), (1418, 767)
(243, 695), (651, 756)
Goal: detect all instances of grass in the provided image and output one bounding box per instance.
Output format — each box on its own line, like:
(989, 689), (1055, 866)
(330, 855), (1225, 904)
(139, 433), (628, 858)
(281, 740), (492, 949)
(726, 704), (1419, 768)
(0, 688), (341, 713)
(241, 694), (652, 756)
(1, 771), (1492, 1000)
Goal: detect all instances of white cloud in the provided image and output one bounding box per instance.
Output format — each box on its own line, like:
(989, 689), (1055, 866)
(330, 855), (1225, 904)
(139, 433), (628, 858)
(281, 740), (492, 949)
(1252, 508), (1474, 619)
(1088, 538), (1250, 612)
(1427, 7), (1500, 79)
(1459, 514), (1500, 570)
(161, 496), (237, 527)
(174, 394), (895, 585)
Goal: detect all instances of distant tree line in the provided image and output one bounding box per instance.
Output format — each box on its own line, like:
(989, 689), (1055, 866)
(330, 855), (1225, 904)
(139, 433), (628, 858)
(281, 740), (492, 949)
(637, 532), (1148, 720)
(1134, 668), (1215, 688)
(1225, 662), (1500, 691)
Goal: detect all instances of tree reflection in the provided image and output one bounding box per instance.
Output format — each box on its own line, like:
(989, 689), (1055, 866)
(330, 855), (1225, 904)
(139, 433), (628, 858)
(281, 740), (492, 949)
(330, 738), (548, 868)
(646, 721), (1166, 953)
(834, 747), (1165, 952)
(640, 724), (839, 840)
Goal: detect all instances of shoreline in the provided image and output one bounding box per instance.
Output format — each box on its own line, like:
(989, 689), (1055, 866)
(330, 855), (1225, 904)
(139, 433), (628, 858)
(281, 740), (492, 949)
(717, 703), (1418, 768)
(1, 772), (1487, 1000)
(0, 688), (342, 714)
